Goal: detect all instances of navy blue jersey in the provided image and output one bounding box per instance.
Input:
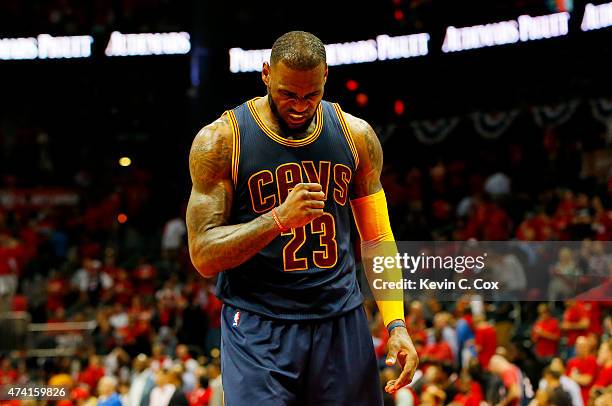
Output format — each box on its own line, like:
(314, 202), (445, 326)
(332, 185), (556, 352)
(216, 98), (363, 320)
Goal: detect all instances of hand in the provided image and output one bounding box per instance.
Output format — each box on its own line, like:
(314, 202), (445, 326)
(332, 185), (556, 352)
(384, 326), (419, 394)
(276, 183), (325, 229)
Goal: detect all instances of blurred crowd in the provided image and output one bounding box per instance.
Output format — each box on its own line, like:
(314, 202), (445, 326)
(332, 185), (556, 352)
(0, 130), (610, 406)
(368, 297), (612, 406)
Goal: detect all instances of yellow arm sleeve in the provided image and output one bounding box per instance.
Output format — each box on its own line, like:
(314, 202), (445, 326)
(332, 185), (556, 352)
(350, 189), (404, 328)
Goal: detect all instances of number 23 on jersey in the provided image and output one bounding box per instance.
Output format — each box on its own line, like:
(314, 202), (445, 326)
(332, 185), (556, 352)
(282, 212), (338, 271)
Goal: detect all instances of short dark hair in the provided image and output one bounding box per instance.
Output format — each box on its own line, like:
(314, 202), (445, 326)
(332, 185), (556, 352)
(270, 31), (326, 70)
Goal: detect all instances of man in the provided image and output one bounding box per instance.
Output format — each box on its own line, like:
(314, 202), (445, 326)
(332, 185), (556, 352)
(539, 358), (583, 406)
(488, 354), (523, 406)
(187, 31), (418, 405)
(96, 376), (122, 406)
(590, 338), (612, 400)
(432, 312), (458, 364)
(531, 303), (560, 363)
(561, 300), (590, 358)
(566, 336), (598, 406)
(128, 353), (155, 406)
(540, 368), (572, 406)
(473, 314), (497, 370)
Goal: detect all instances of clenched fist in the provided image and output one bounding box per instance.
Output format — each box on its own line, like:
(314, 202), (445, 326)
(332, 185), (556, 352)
(275, 183), (326, 229)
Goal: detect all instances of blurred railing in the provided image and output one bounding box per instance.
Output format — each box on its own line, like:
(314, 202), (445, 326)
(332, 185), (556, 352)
(0, 312), (97, 357)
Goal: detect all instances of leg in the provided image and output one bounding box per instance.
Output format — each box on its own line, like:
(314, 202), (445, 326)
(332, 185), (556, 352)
(305, 306), (383, 406)
(220, 304), (309, 406)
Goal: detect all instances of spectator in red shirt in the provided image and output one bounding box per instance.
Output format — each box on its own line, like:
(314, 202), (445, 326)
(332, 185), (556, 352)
(11, 292), (27, 312)
(46, 270), (69, 314)
(591, 338), (612, 396)
(133, 259), (157, 297)
(451, 369), (484, 406)
(531, 303), (561, 362)
(489, 355), (523, 406)
(474, 314), (497, 370)
(517, 211), (554, 241)
(562, 300), (590, 358)
(150, 343), (171, 372)
(421, 328), (454, 371)
(583, 301), (604, 336)
(175, 344), (192, 364)
(0, 358), (18, 385)
(566, 336), (598, 406)
(188, 369), (212, 406)
(110, 268), (134, 307)
(77, 354), (105, 390)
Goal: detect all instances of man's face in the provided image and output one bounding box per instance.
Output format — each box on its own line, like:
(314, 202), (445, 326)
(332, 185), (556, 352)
(576, 337), (589, 357)
(262, 60), (327, 133)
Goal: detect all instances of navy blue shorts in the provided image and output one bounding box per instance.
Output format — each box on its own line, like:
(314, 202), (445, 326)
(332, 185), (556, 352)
(220, 304), (383, 406)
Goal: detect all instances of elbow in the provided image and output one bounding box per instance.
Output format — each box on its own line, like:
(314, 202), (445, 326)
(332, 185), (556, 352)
(188, 243), (220, 279)
(193, 261), (218, 279)
(191, 257), (220, 279)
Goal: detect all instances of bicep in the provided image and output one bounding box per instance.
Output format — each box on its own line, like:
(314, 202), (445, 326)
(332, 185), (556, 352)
(186, 180), (233, 237)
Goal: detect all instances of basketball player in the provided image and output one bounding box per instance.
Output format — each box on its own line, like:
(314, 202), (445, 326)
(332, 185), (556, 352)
(187, 31), (418, 405)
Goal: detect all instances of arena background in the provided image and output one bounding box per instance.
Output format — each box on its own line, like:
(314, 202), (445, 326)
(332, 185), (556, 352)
(0, 1), (611, 405)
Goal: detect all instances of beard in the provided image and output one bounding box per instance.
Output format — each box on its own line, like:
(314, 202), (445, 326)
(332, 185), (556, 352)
(267, 94), (316, 137)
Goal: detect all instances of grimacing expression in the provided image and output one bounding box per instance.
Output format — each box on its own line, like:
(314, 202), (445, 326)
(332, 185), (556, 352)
(263, 60), (328, 132)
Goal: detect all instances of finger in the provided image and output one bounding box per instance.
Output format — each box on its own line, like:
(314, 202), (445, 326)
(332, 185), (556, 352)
(309, 191), (326, 201)
(309, 200), (325, 209)
(393, 353), (418, 390)
(393, 365), (414, 391)
(386, 342), (400, 366)
(301, 183), (322, 192)
(385, 379), (397, 394)
(308, 208), (325, 217)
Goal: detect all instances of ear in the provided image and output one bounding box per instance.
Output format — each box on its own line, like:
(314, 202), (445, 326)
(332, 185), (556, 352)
(262, 62), (271, 87)
(324, 63), (329, 84)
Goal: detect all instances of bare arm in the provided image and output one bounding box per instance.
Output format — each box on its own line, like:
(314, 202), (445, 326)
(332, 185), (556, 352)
(345, 112), (418, 393)
(535, 327), (560, 341)
(570, 369), (594, 386)
(186, 115), (279, 278)
(561, 316), (590, 330)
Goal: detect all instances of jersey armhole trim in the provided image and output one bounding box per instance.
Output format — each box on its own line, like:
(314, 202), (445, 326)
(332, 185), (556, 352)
(333, 103), (360, 170)
(226, 110), (240, 188)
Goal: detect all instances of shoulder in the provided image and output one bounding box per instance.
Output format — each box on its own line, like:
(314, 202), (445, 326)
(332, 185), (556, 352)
(189, 114), (233, 181)
(190, 114), (233, 160)
(341, 111), (376, 145)
(341, 111), (383, 171)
